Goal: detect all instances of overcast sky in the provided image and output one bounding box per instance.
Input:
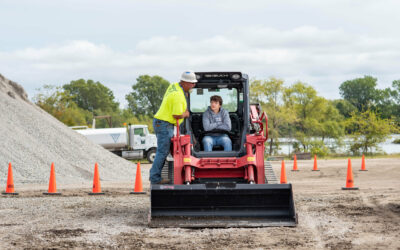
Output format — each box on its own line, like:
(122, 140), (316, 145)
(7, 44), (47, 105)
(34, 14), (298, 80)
(1, 0), (400, 107)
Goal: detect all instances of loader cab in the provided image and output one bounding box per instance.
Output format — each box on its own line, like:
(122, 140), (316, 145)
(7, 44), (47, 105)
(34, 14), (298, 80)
(184, 72), (249, 158)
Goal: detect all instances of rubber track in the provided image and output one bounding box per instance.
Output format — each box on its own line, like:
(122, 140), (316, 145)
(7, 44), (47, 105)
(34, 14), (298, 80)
(161, 161), (173, 183)
(264, 161), (278, 184)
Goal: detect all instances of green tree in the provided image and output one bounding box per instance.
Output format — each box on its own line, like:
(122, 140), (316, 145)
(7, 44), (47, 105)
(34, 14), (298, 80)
(345, 109), (395, 154)
(63, 79), (119, 113)
(392, 80), (400, 124)
(33, 85), (91, 126)
(250, 77), (295, 155)
(392, 80), (400, 103)
(339, 76), (378, 112)
(374, 87), (397, 119)
(283, 82), (323, 134)
(122, 110), (155, 133)
(319, 101), (345, 141)
(283, 82), (343, 153)
(126, 75), (170, 118)
(332, 99), (357, 118)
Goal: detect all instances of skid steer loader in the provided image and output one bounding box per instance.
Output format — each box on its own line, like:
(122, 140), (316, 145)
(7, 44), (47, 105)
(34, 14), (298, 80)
(150, 72), (297, 227)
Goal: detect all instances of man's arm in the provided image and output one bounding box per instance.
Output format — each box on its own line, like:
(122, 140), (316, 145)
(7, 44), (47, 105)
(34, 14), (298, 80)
(203, 111), (218, 131)
(173, 110), (189, 119)
(217, 110), (232, 131)
(171, 94), (189, 120)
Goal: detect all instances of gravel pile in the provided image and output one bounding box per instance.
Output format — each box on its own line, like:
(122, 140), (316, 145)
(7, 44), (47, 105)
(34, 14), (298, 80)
(0, 74), (137, 184)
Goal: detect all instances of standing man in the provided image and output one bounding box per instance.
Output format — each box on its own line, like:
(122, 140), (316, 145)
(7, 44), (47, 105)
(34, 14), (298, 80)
(149, 70), (197, 184)
(202, 95), (232, 151)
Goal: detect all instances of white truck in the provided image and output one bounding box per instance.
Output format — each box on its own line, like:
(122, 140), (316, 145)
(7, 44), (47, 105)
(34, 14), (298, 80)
(76, 124), (157, 163)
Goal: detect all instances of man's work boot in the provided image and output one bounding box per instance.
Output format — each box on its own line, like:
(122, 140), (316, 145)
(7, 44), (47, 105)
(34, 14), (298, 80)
(158, 179), (170, 184)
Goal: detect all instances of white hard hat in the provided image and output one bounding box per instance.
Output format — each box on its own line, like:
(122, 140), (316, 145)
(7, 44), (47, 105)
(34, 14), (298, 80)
(180, 70), (197, 83)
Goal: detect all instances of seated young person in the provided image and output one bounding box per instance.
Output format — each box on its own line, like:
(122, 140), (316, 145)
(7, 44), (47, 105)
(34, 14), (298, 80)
(202, 95), (232, 151)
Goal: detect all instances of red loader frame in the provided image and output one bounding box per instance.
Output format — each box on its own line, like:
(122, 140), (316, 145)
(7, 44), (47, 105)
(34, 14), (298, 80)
(172, 104), (268, 185)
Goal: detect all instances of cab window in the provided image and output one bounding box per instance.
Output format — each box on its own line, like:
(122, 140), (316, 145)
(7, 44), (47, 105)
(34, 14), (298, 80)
(134, 128), (145, 136)
(190, 88), (237, 112)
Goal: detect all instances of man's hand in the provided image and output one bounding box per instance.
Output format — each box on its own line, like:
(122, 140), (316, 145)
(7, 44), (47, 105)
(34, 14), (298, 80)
(182, 110), (190, 118)
(173, 110), (190, 119)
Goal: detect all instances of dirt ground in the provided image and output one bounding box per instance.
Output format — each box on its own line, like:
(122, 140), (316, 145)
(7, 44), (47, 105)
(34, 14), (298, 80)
(1, 158), (399, 249)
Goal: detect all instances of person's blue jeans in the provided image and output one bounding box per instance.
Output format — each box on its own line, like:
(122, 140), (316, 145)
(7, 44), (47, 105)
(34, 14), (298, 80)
(202, 135), (232, 151)
(149, 118), (174, 184)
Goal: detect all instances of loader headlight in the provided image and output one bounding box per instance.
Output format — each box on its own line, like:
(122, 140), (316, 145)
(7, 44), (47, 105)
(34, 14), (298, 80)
(231, 73), (241, 80)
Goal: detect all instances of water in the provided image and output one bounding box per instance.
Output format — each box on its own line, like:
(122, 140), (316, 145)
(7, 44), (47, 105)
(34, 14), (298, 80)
(272, 134), (400, 155)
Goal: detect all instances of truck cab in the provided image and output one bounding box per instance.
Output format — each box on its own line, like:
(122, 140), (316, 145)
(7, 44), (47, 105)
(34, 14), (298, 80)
(129, 125), (156, 150)
(126, 124), (157, 162)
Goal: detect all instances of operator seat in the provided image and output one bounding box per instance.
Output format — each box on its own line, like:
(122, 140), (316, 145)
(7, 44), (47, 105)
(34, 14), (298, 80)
(189, 113), (241, 153)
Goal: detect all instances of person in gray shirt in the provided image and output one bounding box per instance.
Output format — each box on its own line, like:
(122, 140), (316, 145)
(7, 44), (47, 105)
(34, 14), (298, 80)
(202, 95), (232, 151)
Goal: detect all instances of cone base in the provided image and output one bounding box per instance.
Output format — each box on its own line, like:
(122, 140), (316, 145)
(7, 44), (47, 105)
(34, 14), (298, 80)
(312, 170), (320, 171)
(43, 192), (62, 195)
(88, 192), (105, 195)
(342, 187), (359, 190)
(359, 169), (368, 171)
(2, 192), (18, 195)
(291, 170), (300, 172)
(130, 191), (146, 194)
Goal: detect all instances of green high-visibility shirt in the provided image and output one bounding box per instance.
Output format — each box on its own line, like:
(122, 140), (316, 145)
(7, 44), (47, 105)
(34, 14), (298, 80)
(154, 82), (187, 125)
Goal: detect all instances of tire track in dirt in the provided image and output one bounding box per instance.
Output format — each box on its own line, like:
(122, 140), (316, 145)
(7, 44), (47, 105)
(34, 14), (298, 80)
(300, 209), (324, 249)
(297, 194), (358, 249)
(360, 192), (400, 221)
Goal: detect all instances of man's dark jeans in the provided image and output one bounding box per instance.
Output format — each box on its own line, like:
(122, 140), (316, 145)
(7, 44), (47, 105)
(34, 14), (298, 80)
(149, 118), (174, 184)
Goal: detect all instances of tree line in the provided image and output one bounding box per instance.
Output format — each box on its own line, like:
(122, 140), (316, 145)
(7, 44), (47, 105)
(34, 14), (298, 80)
(33, 76), (169, 132)
(33, 75), (400, 156)
(250, 76), (399, 156)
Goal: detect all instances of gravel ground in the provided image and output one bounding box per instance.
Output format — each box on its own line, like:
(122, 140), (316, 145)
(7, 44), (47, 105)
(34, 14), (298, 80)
(0, 74), (135, 184)
(0, 158), (399, 249)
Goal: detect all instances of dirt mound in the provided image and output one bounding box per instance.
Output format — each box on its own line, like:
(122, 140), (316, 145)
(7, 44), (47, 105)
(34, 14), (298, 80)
(0, 74), (136, 184)
(0, 74), (29, 102)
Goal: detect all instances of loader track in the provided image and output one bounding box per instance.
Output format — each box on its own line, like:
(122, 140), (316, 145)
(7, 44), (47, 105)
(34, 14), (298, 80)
(161, 161), (174, 184)
(264, 161), (278, 184)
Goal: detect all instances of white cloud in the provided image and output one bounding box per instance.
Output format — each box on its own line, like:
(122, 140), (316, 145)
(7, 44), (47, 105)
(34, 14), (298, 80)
(1, 25), (400, 106)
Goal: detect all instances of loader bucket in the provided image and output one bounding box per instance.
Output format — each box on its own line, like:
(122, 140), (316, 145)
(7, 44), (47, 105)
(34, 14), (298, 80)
(150, 183), (297, 228)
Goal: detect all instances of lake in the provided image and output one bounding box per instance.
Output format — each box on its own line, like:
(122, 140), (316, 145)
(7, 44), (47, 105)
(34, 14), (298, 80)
(273, 134), (400, 155)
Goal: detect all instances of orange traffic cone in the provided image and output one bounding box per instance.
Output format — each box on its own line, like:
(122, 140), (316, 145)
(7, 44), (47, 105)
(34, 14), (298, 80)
(342, 158), (359, 190)
(312, 154), (320, 171)
(89, 163), (105, 195)
(43, 163), (61, 195)
(280, 160), (287, 184)
(2, 163), (18, 195)
(291, 154), (299, 171)
(130, 162), (146, 194)
(359, 154), (367, 171)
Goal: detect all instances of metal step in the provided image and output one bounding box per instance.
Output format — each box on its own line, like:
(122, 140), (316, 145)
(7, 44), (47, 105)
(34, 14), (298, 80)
(264, 161), (278, 184)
